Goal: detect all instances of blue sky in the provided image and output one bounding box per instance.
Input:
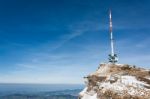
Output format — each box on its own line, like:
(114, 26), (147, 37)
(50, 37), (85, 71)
(0, 0), (150, 84)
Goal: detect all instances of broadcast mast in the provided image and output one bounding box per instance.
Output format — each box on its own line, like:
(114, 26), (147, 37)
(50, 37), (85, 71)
(108, 10), (118, 63)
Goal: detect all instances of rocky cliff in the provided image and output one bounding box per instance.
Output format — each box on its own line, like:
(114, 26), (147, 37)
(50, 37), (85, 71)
(79, 63), (150, 99)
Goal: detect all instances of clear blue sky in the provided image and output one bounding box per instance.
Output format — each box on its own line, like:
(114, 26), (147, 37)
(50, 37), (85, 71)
(0, 0), (150, 84)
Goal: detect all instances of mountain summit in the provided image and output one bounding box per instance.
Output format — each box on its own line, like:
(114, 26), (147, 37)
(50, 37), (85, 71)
(79, 63), (150, 99)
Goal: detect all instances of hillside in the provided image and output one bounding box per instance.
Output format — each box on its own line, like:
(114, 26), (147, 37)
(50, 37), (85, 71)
(79, 63), (150, 99)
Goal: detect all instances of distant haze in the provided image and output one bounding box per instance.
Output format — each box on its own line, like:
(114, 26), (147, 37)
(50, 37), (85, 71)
(0, 83), (84, 93)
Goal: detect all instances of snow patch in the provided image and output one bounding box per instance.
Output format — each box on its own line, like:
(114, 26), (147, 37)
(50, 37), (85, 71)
(98, 75), (150, 96)
(121, 75), (148, 87)
(79, 87), (87, 96)
(79, 63), (150, 99)
(81, 93), (97, 99)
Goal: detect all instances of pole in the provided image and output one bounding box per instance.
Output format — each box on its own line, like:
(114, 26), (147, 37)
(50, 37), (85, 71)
(108, 10), (118, 63)
(109, 10), (114, 56)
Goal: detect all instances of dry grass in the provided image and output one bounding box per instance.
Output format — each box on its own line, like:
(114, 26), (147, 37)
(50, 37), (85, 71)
(86, 64), (150, 91)
(85, 75), (107, 92)
(86, 75), (106, 86)
(83, 64), (150, 99)
(136, 76), (150, 85)
(97, 90), (150, 99)
(109, 64), (150, 78)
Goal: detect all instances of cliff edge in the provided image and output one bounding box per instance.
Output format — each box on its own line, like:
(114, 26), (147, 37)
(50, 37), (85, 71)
(79, 63), (150, 99)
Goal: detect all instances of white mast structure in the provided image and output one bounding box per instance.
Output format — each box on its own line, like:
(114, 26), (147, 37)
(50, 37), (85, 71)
(108, 10), (118, 63)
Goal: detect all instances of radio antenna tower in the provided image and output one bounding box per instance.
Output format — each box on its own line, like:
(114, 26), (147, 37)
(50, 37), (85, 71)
(108, 10), (118, 63)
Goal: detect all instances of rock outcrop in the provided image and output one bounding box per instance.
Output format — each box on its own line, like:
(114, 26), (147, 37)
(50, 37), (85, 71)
(79, 63), (150, 99)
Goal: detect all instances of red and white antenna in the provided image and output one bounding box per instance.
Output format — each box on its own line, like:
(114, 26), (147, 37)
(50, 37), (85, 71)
(108, 10), (118, 63)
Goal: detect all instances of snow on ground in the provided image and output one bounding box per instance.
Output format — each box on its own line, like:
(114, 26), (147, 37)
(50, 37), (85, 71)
(121, 75), (149, 87)
(80, 63), (150, 99)
(147, 77), (150, 80)
(79, 87), (87, 96)
(98, 75), (150, 96)
(81, 93), (97, 99)
(79, 87), (97, 99)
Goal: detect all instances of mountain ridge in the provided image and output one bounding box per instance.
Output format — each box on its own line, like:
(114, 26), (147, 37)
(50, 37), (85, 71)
(79, 63), (150, 99)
